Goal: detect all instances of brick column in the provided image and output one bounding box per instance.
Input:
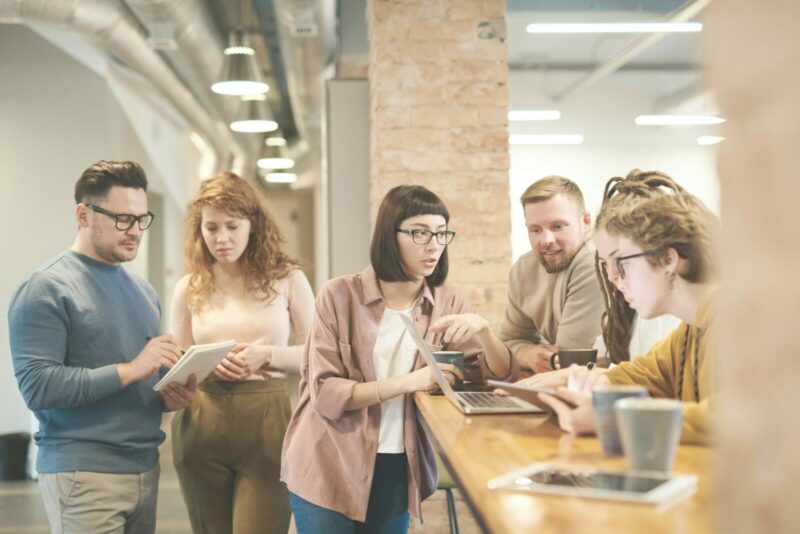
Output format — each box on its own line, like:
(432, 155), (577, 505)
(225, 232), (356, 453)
(367, 0), (511, 325)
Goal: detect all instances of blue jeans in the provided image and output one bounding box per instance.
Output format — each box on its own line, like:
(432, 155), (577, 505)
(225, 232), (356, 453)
(290, 453), (410, 534)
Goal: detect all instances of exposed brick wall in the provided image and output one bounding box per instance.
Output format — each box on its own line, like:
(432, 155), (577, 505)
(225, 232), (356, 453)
(367, 0), (511, 326)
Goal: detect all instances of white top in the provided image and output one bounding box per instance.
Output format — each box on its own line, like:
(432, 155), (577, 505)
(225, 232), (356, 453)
(594, 314), (682, 362)
(373, 306), (416, 453)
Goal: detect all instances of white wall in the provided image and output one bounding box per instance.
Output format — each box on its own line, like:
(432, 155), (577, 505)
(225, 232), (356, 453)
(508, 70), (721, 260)
(0, 25), (191, 434)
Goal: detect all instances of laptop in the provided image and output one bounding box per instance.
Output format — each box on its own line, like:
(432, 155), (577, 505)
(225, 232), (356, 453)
(400, 314), (543, 414)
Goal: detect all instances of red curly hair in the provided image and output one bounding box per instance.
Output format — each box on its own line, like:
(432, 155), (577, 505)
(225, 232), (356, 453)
(184, 171), (298, 310)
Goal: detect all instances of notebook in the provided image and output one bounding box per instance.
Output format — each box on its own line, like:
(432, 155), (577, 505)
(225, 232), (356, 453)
(153, 339), (237, 391)
(399, 314), (543, 414)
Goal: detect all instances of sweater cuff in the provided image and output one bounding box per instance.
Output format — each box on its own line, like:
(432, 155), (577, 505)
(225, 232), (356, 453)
(269, 346), (301, 373)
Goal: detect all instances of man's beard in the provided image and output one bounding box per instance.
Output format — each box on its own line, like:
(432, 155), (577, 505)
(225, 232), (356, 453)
(537, 248), (579, 274)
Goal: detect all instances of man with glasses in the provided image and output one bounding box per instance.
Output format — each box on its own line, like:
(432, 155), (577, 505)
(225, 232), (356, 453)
(500, 176), (604, 374)
(8, 160), (195, 533)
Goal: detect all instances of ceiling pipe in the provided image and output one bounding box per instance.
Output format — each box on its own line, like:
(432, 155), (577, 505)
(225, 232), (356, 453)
(552, 0), (712, 102)
(254, 0), (336, 152)
(0, 0), (245, 171)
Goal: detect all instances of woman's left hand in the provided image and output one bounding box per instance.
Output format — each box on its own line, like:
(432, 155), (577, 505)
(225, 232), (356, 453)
(430, 314), (489, 345)
(213, 343), (272, 380)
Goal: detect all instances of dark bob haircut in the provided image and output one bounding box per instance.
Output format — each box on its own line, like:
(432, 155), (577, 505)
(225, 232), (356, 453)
(74, 160), (148, 204)
(370, 185), (451, 287)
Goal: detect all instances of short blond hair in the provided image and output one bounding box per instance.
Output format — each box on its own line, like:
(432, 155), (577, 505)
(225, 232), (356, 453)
(520, 175), (585, 211)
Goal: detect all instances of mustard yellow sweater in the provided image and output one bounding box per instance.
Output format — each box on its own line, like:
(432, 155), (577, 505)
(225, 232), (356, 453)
(606, 291), (715, 445)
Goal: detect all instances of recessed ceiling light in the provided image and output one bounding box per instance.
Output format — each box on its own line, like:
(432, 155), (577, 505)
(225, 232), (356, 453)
(635, 115), (726, 126)
(697, 135), (725, 145)
(526, 22), (702, 34)
(509, 134), (584, 145)
(508, 110), (561, 121)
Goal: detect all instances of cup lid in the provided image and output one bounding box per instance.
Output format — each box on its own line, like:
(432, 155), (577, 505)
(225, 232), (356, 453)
(614, 397), (682, 410)
(593, 384), (647, 393)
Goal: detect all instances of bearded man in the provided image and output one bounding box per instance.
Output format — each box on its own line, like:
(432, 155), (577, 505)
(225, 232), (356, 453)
(500, 176), (604, 373)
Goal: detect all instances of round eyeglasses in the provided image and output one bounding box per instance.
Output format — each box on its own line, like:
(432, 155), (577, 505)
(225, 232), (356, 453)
(85, 203), (155, 231)
(599, 249), (660, 280)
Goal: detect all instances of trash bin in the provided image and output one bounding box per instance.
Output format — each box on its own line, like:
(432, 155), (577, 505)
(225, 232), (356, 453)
(0, 432), (31, 481)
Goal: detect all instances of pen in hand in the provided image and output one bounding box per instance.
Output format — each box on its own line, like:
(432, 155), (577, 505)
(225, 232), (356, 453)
(145, 336), (186, 355)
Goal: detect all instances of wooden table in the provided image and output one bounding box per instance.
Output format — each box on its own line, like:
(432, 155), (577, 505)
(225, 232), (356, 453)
(414, 392), (714, 534)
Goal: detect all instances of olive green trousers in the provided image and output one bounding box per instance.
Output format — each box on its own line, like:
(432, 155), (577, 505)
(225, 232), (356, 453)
(172, 379), (292, 534)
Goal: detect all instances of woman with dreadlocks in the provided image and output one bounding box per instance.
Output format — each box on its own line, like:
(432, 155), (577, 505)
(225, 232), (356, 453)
(537, 170), (719, 445)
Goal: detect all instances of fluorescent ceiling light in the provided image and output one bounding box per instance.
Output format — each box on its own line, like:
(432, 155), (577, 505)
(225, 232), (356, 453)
(697, 135), (725, 145)
(635, 115), (726, 126)
(263, 172), (298, 184)
(509, 134), (584, 145)
(508, 110), (561, 121)
(526, 22), (702, 34)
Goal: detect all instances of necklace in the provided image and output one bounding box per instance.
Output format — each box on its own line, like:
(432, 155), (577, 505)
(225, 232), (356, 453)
(677, 324), (701, 402)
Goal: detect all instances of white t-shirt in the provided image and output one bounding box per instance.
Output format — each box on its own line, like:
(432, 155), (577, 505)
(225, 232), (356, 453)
(594, 314), (682, 362)
(373, 306), (417, 453)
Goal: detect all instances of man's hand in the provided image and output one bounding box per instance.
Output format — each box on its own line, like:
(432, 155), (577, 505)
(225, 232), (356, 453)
(430, 314), (489, 345)
(213, 343), (271, 381)
(118, 334), (183, 387)
(515, 343), (558, 374)
(162, 374), (197, 411)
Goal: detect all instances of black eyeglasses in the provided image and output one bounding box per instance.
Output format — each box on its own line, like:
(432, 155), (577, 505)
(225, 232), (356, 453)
(396, 228), (456, 245)
(599, 250), (660, 280)
(85, 203), (155, 231)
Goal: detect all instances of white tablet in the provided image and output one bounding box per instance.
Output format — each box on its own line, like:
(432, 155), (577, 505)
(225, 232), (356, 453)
(153, 339), (236, 391)
(488, 463), (697, 506)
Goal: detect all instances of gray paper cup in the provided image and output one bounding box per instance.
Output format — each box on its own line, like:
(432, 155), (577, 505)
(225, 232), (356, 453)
(615, 397), (683, 471)
(433, 351), (464, 390)
(592, 384), (648, 456)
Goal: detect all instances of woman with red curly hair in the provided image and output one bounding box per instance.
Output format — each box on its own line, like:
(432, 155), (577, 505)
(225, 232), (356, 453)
(169, 171), (314, 533)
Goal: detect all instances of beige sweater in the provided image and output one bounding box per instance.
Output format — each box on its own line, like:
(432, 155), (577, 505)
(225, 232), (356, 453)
(500, 242), (604, 353)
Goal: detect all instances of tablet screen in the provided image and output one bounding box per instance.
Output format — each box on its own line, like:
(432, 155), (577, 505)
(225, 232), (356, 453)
(524, 468), (667, 494)
(489, 464), (698, 505)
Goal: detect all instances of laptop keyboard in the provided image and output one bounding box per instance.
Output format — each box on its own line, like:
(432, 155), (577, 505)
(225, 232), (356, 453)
(459, 391), (521, 409)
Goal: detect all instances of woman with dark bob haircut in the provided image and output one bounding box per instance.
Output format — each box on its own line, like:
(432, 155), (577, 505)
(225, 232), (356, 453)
(281, 185), (517, 532)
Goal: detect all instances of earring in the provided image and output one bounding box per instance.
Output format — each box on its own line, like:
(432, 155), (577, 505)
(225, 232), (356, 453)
(667, 271), (676, 290)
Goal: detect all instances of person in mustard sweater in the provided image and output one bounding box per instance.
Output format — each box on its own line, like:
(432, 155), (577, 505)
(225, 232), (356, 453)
(538, 177), (719, 445)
